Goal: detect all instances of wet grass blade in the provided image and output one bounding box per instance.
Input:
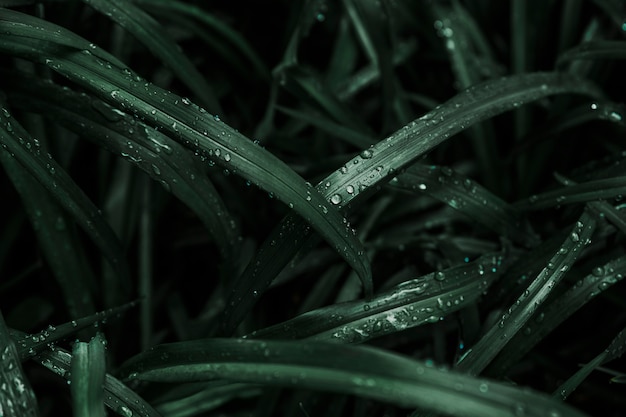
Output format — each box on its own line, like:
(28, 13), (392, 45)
(391, 164), (539, 247)
(118, 338), (590, 417)
(0, 8), (371, 295)
(3, 70), (240, 263)
(0, 101), (130, 287)
(514, 176), (626, 210)
(83, 0), (221, 114)
(11, 300), (139, 361)
(487, 254), (626, 377)
(456, 210), (597, 375)
(0, 312), (40, 417)
(223, 71), (601, 332)
(246, 251), (507, 343)
(71, 333), (107, 417)
(29, 344), (163, 417)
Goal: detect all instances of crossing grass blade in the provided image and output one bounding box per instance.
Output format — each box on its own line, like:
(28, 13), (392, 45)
(0, 312), (40, 417)
(486, 254), (626, 377)
(0, 101), (130, 287)
(391, 163), (539, 247)
(3, 70), (240, 264)
(456, 209), (597, 375)
(71, 333), (107, 417)
(30, 344), (163, 417)
(117, 338), (590, 417)
(245, 251), (507, 343)
(83, 0), (221, 114)
(0, 8), (372, 297)
(221, 71), (602, 333)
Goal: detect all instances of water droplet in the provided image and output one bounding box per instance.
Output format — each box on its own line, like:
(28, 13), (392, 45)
(330, 194), (342, 205)
(418, 183), (427, 190)
(570, 232), (580, 242)
(118, 405), (133, 417)
(434, 271), (445, 281)
(224, 153), (231, 162)
(151, 164), (161, 176)
(360, 149), (373, 159)
(346, 185), (355, 194)
(479, 382), (489, 393)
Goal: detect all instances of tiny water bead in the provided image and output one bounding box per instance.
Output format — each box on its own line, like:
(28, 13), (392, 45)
(360, 148), (373, 159)
(330, 194), (342, 205)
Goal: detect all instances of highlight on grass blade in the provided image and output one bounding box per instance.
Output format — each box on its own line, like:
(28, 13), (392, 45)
(0, 312), (40, 417)
(118, 338), (590, 417)
(71, 333), (107, 417)
(0, 7), (372, 299)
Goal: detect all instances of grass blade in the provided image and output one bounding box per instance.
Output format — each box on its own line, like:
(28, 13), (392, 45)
(0, 312), (39, 417)
(118, 338), (590, 417)
(83, 0), (221, 114)
(0, 101), (130, 288)
(71, 333), (107, 417)
(557, 41), (626, 67)
(246, 250), (508, 344)
(223, 71), (602, 332)
(0, 8), (372, 295)
(456, 209), (597, 375)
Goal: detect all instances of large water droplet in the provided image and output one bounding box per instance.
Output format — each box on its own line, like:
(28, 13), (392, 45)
(330, 194), (342, 205)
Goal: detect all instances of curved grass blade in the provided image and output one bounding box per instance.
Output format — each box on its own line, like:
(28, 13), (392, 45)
(0, 312), (39, 417)
(0, 102), (129, 287)
(245, 251), (508, 344)
(391, 163), (539, 247)
(3, 70), (240, 263)
(83, 0), (221, 114)
(514, 176), (626, 210)
(118, 338), (590, 417)
(0, 135), (95, 318)
(486, 254), (626, 377)
(223, 71), (602, 332)
(456, 210), (597, 375)
(0, 8), (371, 295)
(155, 383), (261, 417)
(11, 300), (139, 361)
(557, 41), (626, 67)
(71, 333), (106, 417)
(27, 343), (163, 417)
(131, 0), (269, 80)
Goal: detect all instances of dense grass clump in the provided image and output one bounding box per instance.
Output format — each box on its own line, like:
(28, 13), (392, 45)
(1, 1), (625, 416)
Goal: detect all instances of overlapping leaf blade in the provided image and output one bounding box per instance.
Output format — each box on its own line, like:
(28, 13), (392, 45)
(222, 71), (602, 333)
(71, 333), (107, 417)
(118, 338), (590, 417)
(0, 8), (372, 296)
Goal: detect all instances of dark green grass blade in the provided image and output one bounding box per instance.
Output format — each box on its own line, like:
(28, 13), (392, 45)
(27, 343), (163, 417)
(11, 300), (138, 361)
(0, 8), (371, 294)
(131, 0), (269, 81)
(71, 333), (106, 417)
(487, 255), (626, 377)
(557, 41), (626, 67)
(0, 135), (95, 318)
(118, 338), (590, 417)
(391, 164), (538, 247)
(0, 313), (39, 417)
(222, 71), (602, 333)
(155, 383), (261, 417)
(514, 176), (626, 210)
(246, 251), (507, 343)
(555, 325), (626, 400)
(83, 0), (221, 114)
(3, 70), (240, 263)
(0, 102), (129, 287)
(456, 210), (597, 375)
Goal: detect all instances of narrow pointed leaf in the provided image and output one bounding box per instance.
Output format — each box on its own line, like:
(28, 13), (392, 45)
(557, 41), (626, 67)
(456, 210), (597, 375)
(118, 338), (590, 417)
(223, 71), (601, 332)
(83, 0), (221, 114)
(0, 8), (371, 296)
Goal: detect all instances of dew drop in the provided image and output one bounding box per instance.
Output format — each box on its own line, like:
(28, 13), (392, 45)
(360, 149), (373, 159)
(330, 194), (342, 205)
(346, 185), (355, 194)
